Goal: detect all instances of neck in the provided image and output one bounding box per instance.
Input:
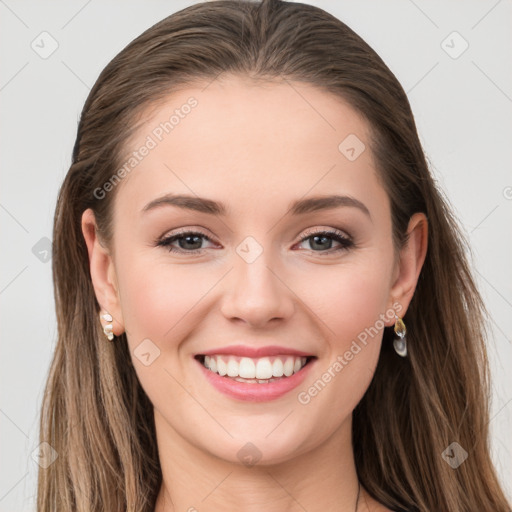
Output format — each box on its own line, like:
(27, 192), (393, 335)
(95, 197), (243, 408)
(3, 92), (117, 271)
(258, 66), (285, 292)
(153, 409), (361, 512)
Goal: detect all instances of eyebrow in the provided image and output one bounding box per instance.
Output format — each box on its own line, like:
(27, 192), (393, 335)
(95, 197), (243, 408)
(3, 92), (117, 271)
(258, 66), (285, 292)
(142, 193), (225, 215)
(141, 193), (371, 219)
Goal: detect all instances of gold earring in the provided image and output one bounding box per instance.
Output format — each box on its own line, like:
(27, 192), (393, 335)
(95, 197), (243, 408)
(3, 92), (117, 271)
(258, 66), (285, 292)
(100, 311), (114, 341)
(393, 314), (407, 357)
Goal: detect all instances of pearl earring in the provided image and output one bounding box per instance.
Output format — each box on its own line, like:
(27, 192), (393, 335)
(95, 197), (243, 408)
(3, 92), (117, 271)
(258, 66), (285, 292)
(100, 311), (114, 341)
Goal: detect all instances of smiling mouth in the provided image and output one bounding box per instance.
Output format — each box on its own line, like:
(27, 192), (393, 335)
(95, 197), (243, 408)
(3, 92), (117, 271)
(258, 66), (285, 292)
(195, 354), (316, 384)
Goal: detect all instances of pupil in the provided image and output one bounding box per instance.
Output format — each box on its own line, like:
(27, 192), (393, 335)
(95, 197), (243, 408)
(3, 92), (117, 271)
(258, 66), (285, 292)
(180, 235), (202, 250)
(311, 235), (331, 250)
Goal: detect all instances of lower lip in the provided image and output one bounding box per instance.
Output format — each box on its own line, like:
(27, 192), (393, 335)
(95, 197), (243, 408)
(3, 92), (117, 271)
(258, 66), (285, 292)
(196, 358), (316, 402)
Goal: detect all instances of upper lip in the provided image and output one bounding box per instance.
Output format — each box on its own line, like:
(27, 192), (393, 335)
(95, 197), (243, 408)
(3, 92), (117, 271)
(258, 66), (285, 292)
(198, 344), (314, 358)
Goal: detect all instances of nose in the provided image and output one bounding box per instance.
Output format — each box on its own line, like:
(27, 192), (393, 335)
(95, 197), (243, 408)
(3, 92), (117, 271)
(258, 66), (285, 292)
(220, 249), (295, 328)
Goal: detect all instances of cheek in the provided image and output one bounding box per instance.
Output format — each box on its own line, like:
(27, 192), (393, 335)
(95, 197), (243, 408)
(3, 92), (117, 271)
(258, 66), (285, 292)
(333, 274), (389, 347)
(300, 261), (392, 350)
(114, 255), (209, 405)
(116, 253), (214, 342)
(293, 259), (392, 408)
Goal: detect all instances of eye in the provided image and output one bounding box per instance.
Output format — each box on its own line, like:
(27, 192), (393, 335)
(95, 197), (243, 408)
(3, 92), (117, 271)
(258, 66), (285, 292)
(156, 230), (217, 254)
(296, 228), (354, 254)
(155, 228), (354, 255)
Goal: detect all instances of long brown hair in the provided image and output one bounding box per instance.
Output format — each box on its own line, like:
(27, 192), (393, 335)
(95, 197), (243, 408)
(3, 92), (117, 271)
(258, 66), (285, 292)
(38, 1), (510, 510)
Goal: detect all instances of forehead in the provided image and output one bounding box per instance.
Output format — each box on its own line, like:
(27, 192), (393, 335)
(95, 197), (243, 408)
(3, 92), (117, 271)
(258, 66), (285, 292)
(112, 74), (385, 221)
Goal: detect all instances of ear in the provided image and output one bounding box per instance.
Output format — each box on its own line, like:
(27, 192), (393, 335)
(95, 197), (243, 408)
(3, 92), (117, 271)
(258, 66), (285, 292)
(81, 208), (125, 336)
(386, 212), (428, 323)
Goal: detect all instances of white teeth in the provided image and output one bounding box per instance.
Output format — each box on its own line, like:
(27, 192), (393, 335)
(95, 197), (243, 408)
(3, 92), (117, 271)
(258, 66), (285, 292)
(283, 357), (294, 377)
(272, 358), (284, 377)
(201, 354), (309, 380)
(255, 357), (273, 379)
(217, 357), (227, 376)
(234, 376), (279, 384)
(227, 359), (238, 377)
(239, 357), (256, 379)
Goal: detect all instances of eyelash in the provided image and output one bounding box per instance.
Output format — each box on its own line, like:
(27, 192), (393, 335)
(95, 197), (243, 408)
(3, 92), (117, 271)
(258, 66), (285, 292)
(155, 228), (354, 255)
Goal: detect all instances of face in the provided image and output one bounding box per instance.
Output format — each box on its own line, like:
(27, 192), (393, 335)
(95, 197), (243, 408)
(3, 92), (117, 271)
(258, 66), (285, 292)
(89, 75), (407, 465)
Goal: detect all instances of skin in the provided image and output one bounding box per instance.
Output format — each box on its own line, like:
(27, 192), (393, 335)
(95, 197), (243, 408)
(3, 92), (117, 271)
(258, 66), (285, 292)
(82, 75), (428, 511)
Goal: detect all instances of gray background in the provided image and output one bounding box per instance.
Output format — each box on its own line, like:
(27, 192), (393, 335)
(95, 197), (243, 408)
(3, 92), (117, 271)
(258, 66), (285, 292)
(1, 0), (511, 509)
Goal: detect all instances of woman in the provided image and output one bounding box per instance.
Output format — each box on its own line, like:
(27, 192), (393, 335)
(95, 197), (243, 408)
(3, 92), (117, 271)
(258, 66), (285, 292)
(37, 0), (511, 510)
